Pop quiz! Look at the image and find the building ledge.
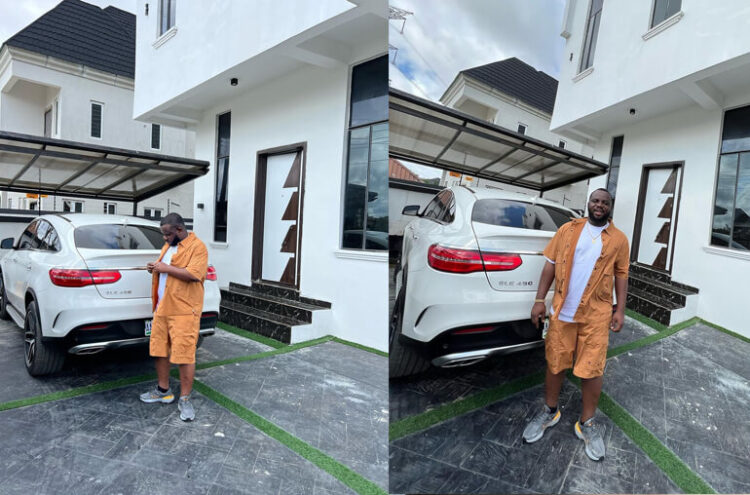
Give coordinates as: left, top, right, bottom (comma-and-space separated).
209, 241, 230, 249
643, 11, 684, 41
153, 27, 178, 50
572, 66, 594, 83
702, 245, 750, 261
334, 249, 388, 262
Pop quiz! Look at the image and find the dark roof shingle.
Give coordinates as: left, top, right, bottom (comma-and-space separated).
460, 57, 558, 114
4, 0, 135, 79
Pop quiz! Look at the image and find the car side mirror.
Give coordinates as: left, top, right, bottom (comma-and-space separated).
402, 205, 420, 217
0, 237, 14, 249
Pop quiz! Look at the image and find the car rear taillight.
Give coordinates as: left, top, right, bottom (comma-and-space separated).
428, 245, 522, 273
480, 252, 523, 272
206, 265, 217, 281
49, 269, 122, 287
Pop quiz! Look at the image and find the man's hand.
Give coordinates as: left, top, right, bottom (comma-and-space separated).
150, 261, 170, 275
531, 301, 546, 328
610, 308, 624, 332
146, 262, 156, 274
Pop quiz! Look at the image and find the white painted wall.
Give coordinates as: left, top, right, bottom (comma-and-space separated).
191, 62, 387, 351
0, 51, 195, 219
554, 0, 750, 130
133, 0, 354, 117
586, 103, 750, 337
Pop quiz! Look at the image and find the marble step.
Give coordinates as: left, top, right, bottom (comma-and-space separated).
228, 281, 331, 309
219, 300, 310, 344
221, 286, 323, 323
628, 274, 693, 307
629, 263, 672, 284
626, 287, 683, 326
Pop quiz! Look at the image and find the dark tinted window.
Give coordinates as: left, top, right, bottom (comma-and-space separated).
151, 124, 161, 149
91, 103, 102, 138
214, 111, 231, 242
651, 0, 681, 28
350, 56, 388, 127
34, 220, 60, 251
423, 190, 454, 223
472, 199, 573, 232
18, 220, 39, 249
75, 224, 163, 250
721, 105, 750, 154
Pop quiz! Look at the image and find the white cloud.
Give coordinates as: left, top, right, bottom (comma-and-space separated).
389, 0, 566, 101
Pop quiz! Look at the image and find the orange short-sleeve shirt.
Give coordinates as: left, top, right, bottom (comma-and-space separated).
543, 218, 630, 324
151, 232, 208, 316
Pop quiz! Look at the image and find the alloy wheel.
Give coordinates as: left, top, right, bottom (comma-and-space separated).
24, 316, 37, 367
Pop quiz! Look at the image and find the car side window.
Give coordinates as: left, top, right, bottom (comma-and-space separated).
37, 221, 61, 251
421, 194, 443, 220
34, 220, 51, 250
17, 220, 39, 250
439, 192, 455, 223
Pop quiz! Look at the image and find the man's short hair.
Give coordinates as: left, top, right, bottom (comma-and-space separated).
160, 212, 185, 228
590, 188, 613, 202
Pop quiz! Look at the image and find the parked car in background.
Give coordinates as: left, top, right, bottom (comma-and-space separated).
0, 214, 220, 376
390, 186, 579, 377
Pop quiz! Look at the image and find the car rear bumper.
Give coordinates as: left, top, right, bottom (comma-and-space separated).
399, 317, 545, 367
68, 327, 216, 355
44, 312, 219, 354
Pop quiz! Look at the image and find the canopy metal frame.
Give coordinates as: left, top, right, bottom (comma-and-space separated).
0, 131, 210, 212
389, 88, 609, 192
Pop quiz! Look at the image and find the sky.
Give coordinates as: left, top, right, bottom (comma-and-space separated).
389, 0, 567, 179
0, 0, 136, 45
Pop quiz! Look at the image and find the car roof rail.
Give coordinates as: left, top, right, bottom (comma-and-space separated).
460, 185, 476, 194
53, 213, 73, 223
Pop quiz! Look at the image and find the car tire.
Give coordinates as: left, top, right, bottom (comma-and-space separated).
389, 272, 431, 379
24, 300, 65, 376
0, 273, 9, 321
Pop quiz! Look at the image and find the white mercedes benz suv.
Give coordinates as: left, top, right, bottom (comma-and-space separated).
0, 214, 220, 376
391, 186, 579, 378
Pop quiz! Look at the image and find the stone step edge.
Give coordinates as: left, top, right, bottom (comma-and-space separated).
628, 272, 696, 297
221, 286, 323, 312
227, 281, 332, 309
627, 286, 683, 311
220, 300, 310, 328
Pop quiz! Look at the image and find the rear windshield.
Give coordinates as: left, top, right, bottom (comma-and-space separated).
74, 224, 163, 250
472, 199, 574, 232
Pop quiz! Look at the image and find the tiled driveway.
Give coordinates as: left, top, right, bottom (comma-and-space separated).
0, 319, 388, 494
390, 317, 750, 494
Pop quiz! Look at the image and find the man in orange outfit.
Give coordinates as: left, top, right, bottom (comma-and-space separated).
139, 213, 208, 421
522, 188, 629, 461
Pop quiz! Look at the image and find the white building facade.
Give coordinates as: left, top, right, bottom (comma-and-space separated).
133, 0, 388, 350
440, 60, 595, 211
552, 0, 750, 336
0, 2, 194, 219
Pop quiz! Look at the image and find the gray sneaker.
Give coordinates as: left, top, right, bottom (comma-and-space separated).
575, 417, 605, 461
178, 395, 195, 421
522, 404, 561, 443
139, 386, 175, 404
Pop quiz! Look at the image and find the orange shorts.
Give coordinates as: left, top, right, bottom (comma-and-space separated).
545, 317, 609, 379
149, 314, 200, 364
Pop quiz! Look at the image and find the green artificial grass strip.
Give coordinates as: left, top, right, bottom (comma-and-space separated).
195, 336, 333, 371
216, 322, 287, 349
566, 375, 714, 494
0, 372, 155, 412
607, 317, 698, 359
192, 380, 386, 495
699, 318, 750, 344
331, 337, 388, 357
390, 370, 545, 441
625, 309, 668, 332
0, 336, 334, 413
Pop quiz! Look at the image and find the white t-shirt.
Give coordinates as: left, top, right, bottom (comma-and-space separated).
156, 245, 177, 310
548, 221, 608, 322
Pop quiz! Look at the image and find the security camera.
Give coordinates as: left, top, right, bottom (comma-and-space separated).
230, 78, 238, 86
629, 108, 636, 115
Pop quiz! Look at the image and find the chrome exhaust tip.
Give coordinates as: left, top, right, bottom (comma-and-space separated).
436, 355, 488, 368
69, 346, 106, 355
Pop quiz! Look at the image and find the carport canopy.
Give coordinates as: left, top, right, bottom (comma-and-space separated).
389, 88, 609, 192
0, 131, 209, 203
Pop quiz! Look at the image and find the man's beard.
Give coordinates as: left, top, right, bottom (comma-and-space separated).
588, 208, 609, 226
169, 236, 180, 246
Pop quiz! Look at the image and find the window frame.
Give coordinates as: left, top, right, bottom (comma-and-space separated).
650, 0, 681, 29
63, 199, 84, 213
341, 55, 388, 251
90, 101, 103, 139
150, 123, 161, 150
103, 202, 117, 215
43, 106, 53, 138
158, 0, 176, 36
213, 111, 231, 243
144, 207, 163, 220
517, 123, 527, 135
558, 139, 566, 149
579, 0, 603, 73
